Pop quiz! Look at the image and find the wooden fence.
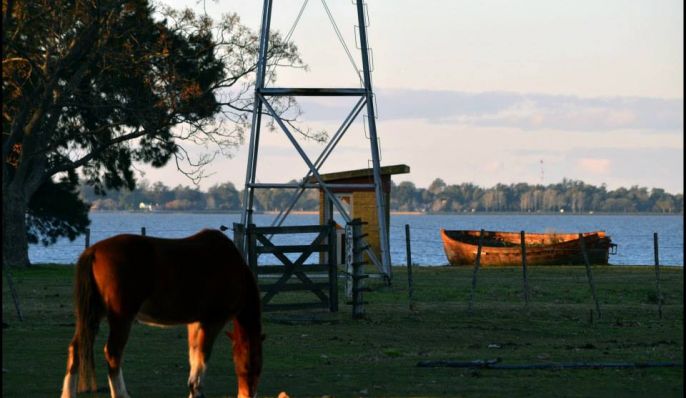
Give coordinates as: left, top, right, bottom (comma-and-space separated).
234, 222, 339, 312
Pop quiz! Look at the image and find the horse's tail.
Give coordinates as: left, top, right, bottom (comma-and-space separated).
74, 249, 102, 392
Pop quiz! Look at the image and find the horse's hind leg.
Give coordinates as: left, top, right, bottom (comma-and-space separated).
187, 321, 225, 398
104, 315, 133, 398
60, 336, 79, 398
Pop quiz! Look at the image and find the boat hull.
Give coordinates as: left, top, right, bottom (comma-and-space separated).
440, 229, 612, 266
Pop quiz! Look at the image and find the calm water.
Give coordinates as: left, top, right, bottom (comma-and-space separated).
29, 212, 683, 266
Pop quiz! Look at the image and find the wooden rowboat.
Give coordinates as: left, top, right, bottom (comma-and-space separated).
440, 229, 616, 266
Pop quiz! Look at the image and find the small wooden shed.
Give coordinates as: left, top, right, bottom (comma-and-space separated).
312, 164, 410, 264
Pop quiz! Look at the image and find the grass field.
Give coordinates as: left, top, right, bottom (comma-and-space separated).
2, 264, 683, 397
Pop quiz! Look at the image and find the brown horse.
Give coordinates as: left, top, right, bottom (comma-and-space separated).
60, 229, 263, 398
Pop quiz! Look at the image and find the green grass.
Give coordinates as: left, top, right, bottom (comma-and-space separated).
2, 264, 683, 397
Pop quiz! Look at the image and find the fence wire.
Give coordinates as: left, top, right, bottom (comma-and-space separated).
28, 220, 684, 267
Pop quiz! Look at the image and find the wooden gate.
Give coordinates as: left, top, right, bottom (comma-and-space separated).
234, 222, 339, 312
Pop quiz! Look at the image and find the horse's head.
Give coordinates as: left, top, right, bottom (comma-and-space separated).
227, 323, 264, 398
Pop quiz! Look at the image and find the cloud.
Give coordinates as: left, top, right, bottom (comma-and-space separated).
482, 160, 506, 173
577, 158, 611, 174
297, 89, 683, 132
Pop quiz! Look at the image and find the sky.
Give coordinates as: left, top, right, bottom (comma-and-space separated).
145, 0, 684, 194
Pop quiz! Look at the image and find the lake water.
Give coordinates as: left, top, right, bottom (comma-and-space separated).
29, 212, 683, 267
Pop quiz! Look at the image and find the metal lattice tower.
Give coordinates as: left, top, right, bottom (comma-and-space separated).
239, 0, 391, 279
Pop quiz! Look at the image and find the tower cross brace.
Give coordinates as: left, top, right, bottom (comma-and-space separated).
239, 0, 392, 279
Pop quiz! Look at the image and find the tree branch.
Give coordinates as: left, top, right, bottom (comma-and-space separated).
46, 128, 149, 176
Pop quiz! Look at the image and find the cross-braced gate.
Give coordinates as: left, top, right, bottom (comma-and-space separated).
235, 222, 339, 312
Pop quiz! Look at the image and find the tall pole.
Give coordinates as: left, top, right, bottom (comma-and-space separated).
468, 229, 485, 314
653, 232, 663, 319
405, 224, 415, 310
520, 231, 530, 308
579, 234, 601, 319
355, 0, 391, 278
240, 0, 273, 252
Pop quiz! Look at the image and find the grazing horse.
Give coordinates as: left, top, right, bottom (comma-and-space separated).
60, 229, 263, 398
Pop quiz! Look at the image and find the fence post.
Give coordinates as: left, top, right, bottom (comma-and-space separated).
328, 221, 339, 312
654, 232, 663, 319
579, 233, 601, 319
520, 231, 530, 308
405, 224, 415, 311
351, 219, 367, 319
345, 223, 354, 299
141, 227, 146, 236
85, 228, 91, 249
233, 223, 247, 263
247, 224, 258, 276
468, 229, 485, 314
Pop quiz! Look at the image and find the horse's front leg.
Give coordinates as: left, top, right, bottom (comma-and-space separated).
229, 318, 263, 398
104, 315, 133, 398
187, 321, 224, 398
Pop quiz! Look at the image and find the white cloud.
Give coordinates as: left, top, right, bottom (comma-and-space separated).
577, 158, 611, 174
482, 161, 506, 173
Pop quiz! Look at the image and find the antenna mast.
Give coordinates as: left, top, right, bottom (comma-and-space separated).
239, 0, 392, 279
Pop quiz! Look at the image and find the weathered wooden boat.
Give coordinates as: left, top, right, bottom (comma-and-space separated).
440, 229, 616, 266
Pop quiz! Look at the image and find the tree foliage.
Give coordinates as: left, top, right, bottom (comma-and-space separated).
27, 175, 90, 246
2, 0, 303, 265
81, 178, 682, 214
391, 178, 683, 214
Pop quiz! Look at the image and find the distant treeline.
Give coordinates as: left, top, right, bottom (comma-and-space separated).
81, 178, 683, 214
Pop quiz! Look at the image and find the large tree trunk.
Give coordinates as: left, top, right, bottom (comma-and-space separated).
2, 181, 30, 267
2, 140, 45, 268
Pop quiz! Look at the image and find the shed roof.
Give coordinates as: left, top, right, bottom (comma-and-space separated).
308, 164, 410, 182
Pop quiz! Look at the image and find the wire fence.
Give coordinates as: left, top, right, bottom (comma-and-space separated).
8, 223, 684, 327
387, 223, 684, 267
29, 222, 684, 268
